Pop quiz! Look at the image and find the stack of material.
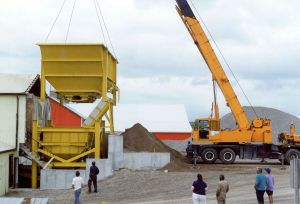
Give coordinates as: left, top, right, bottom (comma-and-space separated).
123, 123, 190, 171
221, 106, 300, 144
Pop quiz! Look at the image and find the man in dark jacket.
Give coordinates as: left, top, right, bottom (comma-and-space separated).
88, 161, 99, 193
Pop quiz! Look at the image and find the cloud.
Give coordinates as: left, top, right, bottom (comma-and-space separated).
118, 75, 217, 119
0, 0, 299, 119
118, 75, 300, 120
191, 0, 300, 81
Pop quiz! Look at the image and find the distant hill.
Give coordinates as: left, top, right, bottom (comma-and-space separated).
221, 106, 300, 144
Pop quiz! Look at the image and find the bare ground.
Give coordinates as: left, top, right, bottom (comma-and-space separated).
6, 162, 293, 204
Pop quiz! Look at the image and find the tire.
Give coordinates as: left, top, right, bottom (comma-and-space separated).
219, 148, 236, 164
201, 148, 218, 163
285, 149, 300, 164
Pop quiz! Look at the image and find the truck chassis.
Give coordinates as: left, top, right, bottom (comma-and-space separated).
186, 143, 300, 164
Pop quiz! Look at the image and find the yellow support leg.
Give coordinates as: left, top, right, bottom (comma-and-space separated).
109, 103, 114, 134
40, 68, 46, 101
101, 50, 108, 102
32, 120, 38, 188
95, 121, 101, 159
32, 162, 37, 188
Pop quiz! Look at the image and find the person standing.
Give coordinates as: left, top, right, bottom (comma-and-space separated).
216, 174, 229, 204
191, 174, 208, 204
88, 161, 100, 193
72, 171, 84, 204
264, 168, 275, 204
254, 167, 268, 204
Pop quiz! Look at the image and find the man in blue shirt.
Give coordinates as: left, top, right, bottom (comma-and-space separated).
254, 167, 268, 204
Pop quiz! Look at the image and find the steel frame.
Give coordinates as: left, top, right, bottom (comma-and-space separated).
32, 44, 118, 188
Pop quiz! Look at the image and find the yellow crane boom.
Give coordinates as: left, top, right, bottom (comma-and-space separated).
175, 0, 249, 130
176, 0, 275, 164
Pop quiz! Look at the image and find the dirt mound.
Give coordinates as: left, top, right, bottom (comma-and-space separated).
123, 123, 190, 171
123, 123, 169, 152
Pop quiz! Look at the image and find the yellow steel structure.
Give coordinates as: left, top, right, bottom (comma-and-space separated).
31, 44, 118, 188
279, 124, 300, 145
175, 0, 272, 144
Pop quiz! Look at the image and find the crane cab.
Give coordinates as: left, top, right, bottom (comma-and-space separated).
192, 118, 220, 141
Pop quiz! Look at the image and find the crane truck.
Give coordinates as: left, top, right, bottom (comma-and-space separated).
175, 0, 300, 164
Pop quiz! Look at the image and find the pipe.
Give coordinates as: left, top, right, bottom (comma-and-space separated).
12, 95, 20, 188
16, 95, 19, 151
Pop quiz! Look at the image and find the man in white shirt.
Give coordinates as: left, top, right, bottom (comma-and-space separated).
72, 171, 84, 204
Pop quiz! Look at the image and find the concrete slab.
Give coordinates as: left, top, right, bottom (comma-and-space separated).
108, 135, 171, 170
112, 152, 124, 170
0, 198, 24, 204
108, 135, 123, 153
39, 135, 172, 189
41, 156, 114, 190
108, 135, 124, 170
40, 169, 86, 190
0, 198, 48, 204
123, 152, 170, 170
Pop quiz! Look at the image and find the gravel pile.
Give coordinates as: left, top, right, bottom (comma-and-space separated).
123, 123, 169, 152
122, 123, 190, 171
221, 106, 300, 144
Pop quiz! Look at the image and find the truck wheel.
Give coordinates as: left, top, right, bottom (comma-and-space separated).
219, 148, 236, 164
285, 149, 300, 164
201, 148, 218, 163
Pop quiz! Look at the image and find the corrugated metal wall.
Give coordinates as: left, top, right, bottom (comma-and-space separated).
0, 95, 26, 147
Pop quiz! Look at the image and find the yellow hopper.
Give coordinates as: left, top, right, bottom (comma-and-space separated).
38, 43, 117, 103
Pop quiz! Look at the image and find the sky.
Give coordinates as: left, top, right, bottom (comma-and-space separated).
0, 0, 299, 120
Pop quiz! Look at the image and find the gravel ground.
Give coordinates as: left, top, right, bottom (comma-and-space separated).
6, 162, 293, 204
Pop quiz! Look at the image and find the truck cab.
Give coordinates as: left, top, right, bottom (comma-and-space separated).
192, 118, 220, 142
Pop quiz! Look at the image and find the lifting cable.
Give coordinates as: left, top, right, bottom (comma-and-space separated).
45, 0, 68, 42
93, 0, 108, 46
189, 0, 258, 118
44, 0, 118, 59
65, 0, 77, 42
94, 0, 118, 59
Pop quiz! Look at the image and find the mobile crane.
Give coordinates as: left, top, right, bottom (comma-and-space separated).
175, 0, 300, 164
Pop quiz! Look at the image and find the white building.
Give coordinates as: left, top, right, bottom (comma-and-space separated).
68, 103, 192, 140
0, 74, 39, 195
